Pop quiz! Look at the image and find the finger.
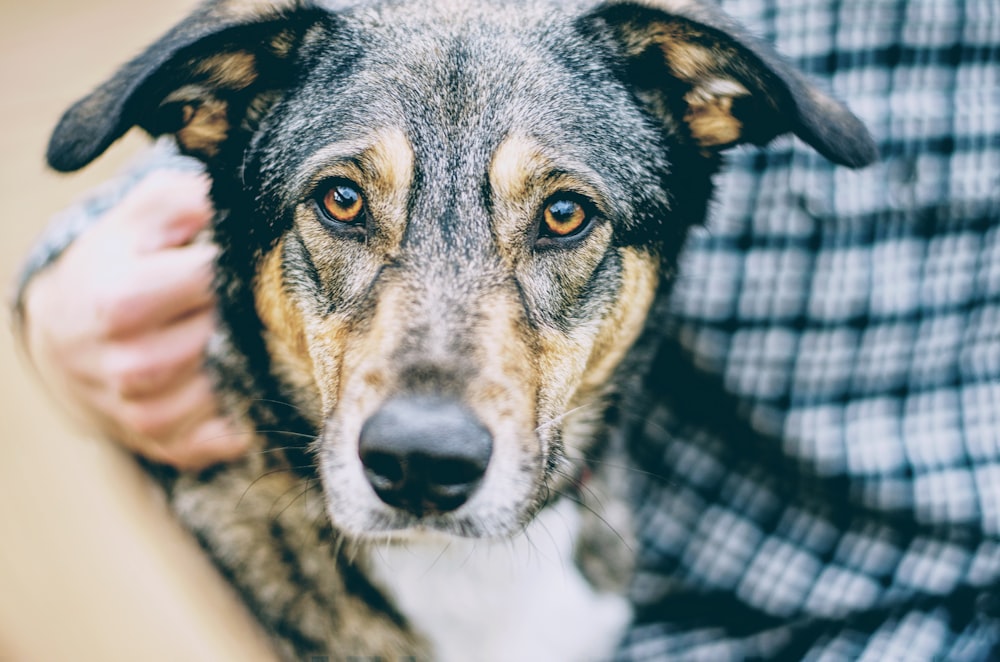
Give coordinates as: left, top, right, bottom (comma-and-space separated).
96, 242, 218, 338
114, 372, 219, 445
156, 417, 255, 471
106, 309, 217, 399
109, 170, 213, 251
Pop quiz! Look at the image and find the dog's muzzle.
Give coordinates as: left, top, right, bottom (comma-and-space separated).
359, 396, 493, 517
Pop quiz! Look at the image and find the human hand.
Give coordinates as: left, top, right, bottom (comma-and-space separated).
21, 170, 253, 470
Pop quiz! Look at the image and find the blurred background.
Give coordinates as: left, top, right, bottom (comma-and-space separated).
0, 0, 275, 659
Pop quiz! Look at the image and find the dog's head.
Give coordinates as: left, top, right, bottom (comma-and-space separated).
49, 0, 875, 540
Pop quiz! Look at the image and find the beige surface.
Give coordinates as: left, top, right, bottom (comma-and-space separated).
0, 1, 276, 660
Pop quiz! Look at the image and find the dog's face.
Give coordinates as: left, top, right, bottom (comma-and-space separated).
251, 3, 677, 539
49, 0, 875, 540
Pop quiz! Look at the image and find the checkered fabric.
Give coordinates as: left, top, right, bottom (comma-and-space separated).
616, 0, 1000, 659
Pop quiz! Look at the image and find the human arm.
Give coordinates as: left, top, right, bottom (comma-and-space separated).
14, 149, 252, 470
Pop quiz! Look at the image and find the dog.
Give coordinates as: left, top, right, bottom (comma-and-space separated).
46, 0, 876, 659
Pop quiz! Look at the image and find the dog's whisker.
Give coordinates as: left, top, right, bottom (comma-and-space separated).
179, 426, 317, 454
310, 509, 332, 542
235, 465, 317, 510
248, 446, 310, 457
269, 480, 315, 523
457, 539, 481, 572
550, 466, 610, 514
419, 539, 453, 578
518, 524, 537, 567
528, 513, 567, 575
290, 480, 323, 548
562, 454, 676, 485
329, 529, 353, 570
255, 429, 318, 441
250, 398, 309, 414
345, 537, 365, 567
535, 400, 603, 433
551, 489, 633, 555
236, 467, 291, 510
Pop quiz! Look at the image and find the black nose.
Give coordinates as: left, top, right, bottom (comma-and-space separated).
358, 397, 493, 516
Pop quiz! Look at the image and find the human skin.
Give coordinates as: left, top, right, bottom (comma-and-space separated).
21, 170, 252, 470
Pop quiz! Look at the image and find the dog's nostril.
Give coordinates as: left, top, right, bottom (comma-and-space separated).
358, 396, 493, 516
360, 450, 405, 490
429, 457, 485, 487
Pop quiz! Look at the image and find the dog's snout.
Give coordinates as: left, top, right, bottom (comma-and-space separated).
359, 397, 492, 516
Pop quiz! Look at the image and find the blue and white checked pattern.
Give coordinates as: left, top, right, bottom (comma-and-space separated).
617, 0, 1000, 659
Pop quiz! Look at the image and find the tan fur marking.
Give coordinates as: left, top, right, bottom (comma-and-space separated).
253, 241, 322, 420
276, 130, 414, 418
489, 134, 551, 266
659, 39, 719, 82
655, 35, 750, 148
535, 325, 591, 446
617, 19, 716, 75
195, 51, 259, 90
684, 90, 743, 147
302, 129, 414, 253
305, 316, 352, 416
177, 99, 229, 158
489, 133, 606, 268
270, 29, 298, 58
618, 21, 753, 150
334, 281, 412, 423
533, 249, 659, 435
364, 127, 415, 194
577, 249, 659, 396
361, 128, 415, 251
465, 292, 536, 454
279, 212, 357, 416
490, 134, 549, 202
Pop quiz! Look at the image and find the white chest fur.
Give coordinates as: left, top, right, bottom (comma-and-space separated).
366, 498, 632, 662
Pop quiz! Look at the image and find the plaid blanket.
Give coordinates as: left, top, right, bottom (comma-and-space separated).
13, 0, 1000, 659
616, 0, 1000, 659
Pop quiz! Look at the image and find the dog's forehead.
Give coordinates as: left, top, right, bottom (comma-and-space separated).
264, 0, 663, 206
332, 1, 607, 135
323, 0, 595, 24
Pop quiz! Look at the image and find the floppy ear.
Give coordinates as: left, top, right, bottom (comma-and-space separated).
47, 0, 325, 172
580, 0, 877, 168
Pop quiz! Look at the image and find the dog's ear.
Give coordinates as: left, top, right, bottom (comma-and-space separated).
580, 0, 877, 167
47, 0, 325, 172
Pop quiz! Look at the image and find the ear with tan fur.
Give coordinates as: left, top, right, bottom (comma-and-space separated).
47, 0, 323, 172
581, 0, 877, 168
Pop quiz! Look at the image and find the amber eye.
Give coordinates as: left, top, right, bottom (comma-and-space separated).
319, 181, 365, 225
541, 197, 589, 239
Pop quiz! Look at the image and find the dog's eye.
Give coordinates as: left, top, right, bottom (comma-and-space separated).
539, 196, 592, 243
317, 180, 365, 226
